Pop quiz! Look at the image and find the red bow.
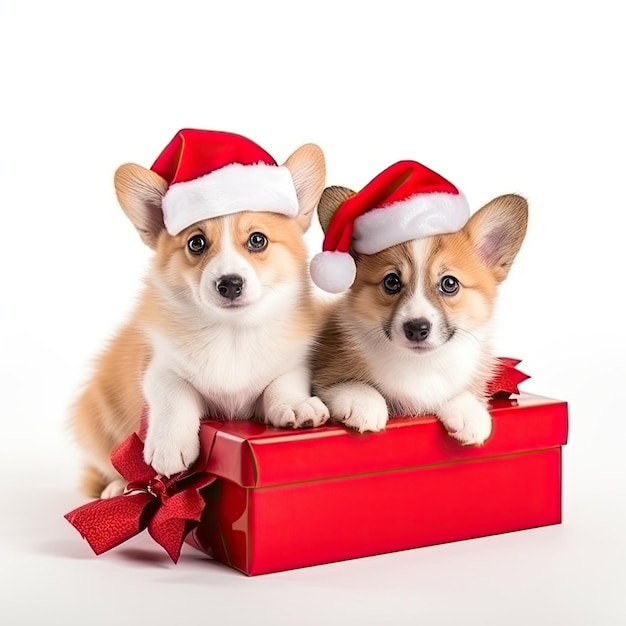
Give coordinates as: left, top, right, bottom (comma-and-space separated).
64, 433, 215, 563
487, 357, 530, 398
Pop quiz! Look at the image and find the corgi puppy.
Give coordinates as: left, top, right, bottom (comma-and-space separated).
70, 131, 329, 498
311, 162, 527, 445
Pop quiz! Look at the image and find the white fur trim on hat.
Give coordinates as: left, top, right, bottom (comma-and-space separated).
353, 192, 470, 255
162, 163, 299, 235
310, 251, 357, 294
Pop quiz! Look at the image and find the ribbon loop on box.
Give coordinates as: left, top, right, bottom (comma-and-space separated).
64, 432, 216, 563
487, 357, 530, 398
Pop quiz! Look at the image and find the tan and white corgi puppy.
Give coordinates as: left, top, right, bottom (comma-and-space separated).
310, 160, 527, 445
70, 129, 329, 498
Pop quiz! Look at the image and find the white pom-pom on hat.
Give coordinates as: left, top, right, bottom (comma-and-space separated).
310, 251, 357, 294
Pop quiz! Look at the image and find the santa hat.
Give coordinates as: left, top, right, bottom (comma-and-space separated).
150, 129, 299, 235
310, 160, 470, 293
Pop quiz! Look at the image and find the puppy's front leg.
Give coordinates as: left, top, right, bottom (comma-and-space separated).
263, 366, 329, 429
319, 381, 389, 433
438, 390, 492, 445
143, 359, 204, 476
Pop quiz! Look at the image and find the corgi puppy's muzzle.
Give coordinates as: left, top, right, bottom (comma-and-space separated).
312, 188, 528, 445
196, 227, 264, 311
69, 140, 330, 499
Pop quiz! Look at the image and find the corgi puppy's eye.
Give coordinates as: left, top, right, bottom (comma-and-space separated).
247, 232, 268, 252
439, 275, 460, 296
383, 272, 402, 294
187, 234, 207, 255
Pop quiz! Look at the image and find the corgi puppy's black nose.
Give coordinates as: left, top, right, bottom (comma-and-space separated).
403, 318, 431, 342
216, 274, 244, 300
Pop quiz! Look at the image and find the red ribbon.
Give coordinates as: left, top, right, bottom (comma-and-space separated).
64, 433, 216, 563
487, 357, 530, 398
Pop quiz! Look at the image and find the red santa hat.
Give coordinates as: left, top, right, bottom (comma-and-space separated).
151, 129, 299, 235
310, 160, 470, 293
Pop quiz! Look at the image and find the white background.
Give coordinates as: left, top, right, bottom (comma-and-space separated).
1, 1, 624, 624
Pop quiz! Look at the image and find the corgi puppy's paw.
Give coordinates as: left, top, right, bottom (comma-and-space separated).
142, 363, 205, 476
438, 392, 492, 446
100, 479, 127, 499
143, 426, 200, 477
262, 366, 330, 429
265, 396, 330, 429
324, 382, 389, 433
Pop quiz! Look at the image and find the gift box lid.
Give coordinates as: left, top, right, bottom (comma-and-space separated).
197, 393, 568, 488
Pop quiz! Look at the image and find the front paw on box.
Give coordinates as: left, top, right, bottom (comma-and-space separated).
265, 397, 330, 429
144, 436, 200, 477
441, 411, 492, 446
330, 396, 389, 434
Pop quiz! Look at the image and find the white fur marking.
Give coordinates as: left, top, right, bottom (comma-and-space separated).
391, 240, 443, 349
199, 216, 263, 310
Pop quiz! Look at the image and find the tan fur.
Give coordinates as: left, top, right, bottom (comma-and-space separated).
317, 186, 355, 232
72, 322, 150, 497
70, 143, 326, 497
313, 242, 416, 390
284, 144, 327, 232
114, 164, 169, 249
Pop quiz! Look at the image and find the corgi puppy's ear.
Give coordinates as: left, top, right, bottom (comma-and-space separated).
467, 193, 528, 282
283, 144, 326, 231
114, 164, 169, 249
317, 186, 355, 234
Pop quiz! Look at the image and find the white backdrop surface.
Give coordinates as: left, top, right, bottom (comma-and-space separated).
1, 1, 624, 624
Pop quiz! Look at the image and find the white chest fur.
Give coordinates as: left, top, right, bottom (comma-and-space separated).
149, 322, 308, 419
360, 334, 488, 415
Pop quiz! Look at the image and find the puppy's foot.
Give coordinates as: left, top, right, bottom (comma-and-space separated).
439, 396, 492, 445
265, 396, 330, 429
327, 387, 389, 433
144, 430, 200, 477
100, 479, 126, 499
80, 464, 113, 499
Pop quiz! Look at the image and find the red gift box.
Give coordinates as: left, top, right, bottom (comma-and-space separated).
186, 392, 568, 575
65, 359, 568, 573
